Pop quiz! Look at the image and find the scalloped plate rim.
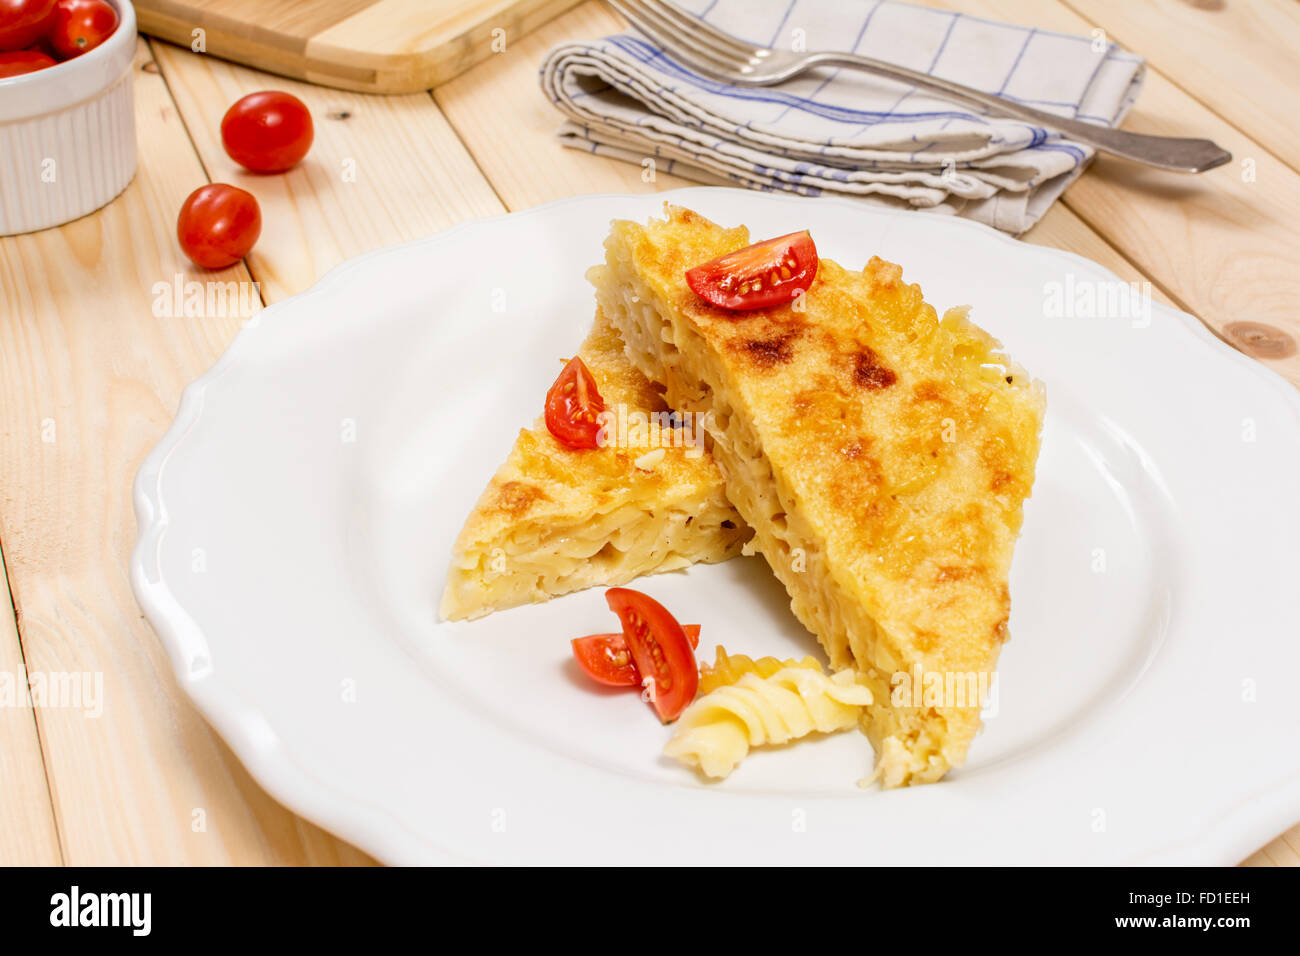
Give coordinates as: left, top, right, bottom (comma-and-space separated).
130, 187, 1300, 866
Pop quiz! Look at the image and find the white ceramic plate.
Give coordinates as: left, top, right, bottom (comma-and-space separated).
132, 188, 1300, 865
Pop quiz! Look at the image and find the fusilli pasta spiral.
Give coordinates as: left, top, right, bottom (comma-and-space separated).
697, 645, 820, 695
665, 665, 872, 778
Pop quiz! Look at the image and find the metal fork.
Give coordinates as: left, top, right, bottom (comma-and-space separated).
607, 0, 1230, 173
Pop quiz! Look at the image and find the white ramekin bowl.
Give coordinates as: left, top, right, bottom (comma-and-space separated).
0, 0, 137, 235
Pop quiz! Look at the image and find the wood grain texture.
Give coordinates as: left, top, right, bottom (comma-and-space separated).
0, 1, 1295, 867
439, 0, 1272, 372
135, 0, 585, 93
1242, 822, 1300, 867
436, 0, 718, 204
0, 38, 373, 864
912, 0, 1300, 386
151, 40, 506, 300
968, 0, 1300, 867
1062, 0, 1300, 175
0, 552, 63, 865
436, 2, 1166, 300
437, 0, 1298, 865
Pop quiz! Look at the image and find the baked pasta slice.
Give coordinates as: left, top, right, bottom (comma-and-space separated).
591, 206, 1045, 786
440, 309, 749, 621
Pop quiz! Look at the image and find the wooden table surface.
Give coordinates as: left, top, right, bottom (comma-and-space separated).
2, 0, 1297, 866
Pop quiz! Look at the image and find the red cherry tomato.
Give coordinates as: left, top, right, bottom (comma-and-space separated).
544, 356, 606, 450
605, 588, 698, 722
572, 625, 702, 688
686, 230, 819, 311
176, 184, 261, 270
0, 0, 56, 52
221, 91, 314, 173
49, 0, 116, 60
0, 47, 53, 75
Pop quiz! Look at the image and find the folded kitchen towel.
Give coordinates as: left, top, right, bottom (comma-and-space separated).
539, 0, 1145, 234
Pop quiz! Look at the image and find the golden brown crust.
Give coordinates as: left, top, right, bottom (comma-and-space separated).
441, 308, 749, 620
593, 205, 1046, 783
452, 310, 734, 544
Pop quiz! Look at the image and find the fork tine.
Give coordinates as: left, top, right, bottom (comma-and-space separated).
607, 0, 695, 59
606, 0, 672, 48
608, 0, 752, 77
641, 0, 764, 59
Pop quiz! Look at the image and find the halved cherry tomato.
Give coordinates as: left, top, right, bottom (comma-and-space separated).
605, 588, 698, 722
545, 356, 606, 450
0, 47, 53, 75
176, 184, 261, 270
0, 0, 57, 53
221, 91, 315, 173
49, 0, 116, 60
572, 625, 701, 688
685, 230, 818, 311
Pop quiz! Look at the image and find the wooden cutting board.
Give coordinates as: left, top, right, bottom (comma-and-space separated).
134, 0, 585, 94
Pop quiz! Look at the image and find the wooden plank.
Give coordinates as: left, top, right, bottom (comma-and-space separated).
135, 0, 586, 94
896, 0, 1300, 381
0, 37, 376, 864
134, 42, 507, 865
309, 0, 584, 92
5, 0, 1289, 867
435, 2, 1220, 320
434, 0, 700, 205
151, 39, 506, 300
1063, 0, 1300, 174
0, 549, 62, 865
135, 0, 381, 88
439, 0, 1298, 865
930, 0, 1300, 869
935, 0, 1300, 872
143, 0, 381, 50
1242, 822, 1300, 867
436, 1, 1169, 298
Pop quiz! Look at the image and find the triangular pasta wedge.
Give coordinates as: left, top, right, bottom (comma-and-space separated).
441, 309, 750, 621
591, 206, 1045, 786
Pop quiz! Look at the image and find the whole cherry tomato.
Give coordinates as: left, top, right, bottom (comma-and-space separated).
0, 47, 54, 75
220, 91, 314, 173
0, 0, 56, 52
49, 0, 116, 60
176, 184, 262, 270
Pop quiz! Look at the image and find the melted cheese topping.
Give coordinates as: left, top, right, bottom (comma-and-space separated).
592, 205, 1045, 785
441, 309, 749, 621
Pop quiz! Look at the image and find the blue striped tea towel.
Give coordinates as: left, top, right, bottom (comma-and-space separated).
539, 0, 1145, 234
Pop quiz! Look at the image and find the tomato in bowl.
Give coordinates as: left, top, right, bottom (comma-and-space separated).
0, 0, 134, 235
0, 0, 59, 53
